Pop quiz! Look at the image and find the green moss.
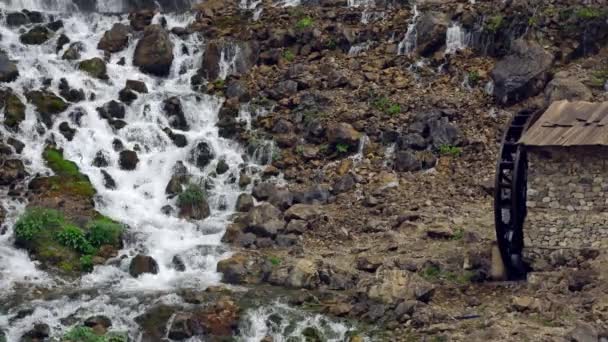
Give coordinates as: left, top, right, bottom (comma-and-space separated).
177, 184, 206, 207
335, 143, 349, 154
43, 147, 81, 178
283, 49, 295, 62
575, 7, 605, 20
86, 218, 123, 248
62, 326, 104, 342
78, 58, 108, 80
4, 93, 26, 129
296, 17, 314, 30
485, 15, 504, 33
80, 255, 94, 272
372, 96, 401, 116
438, 144, 462, 157
467, 71, 481, 86
268, 256, 282, 266
43, 147, 96, 198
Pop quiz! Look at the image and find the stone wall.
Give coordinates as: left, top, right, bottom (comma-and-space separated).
524, 146, 608, 252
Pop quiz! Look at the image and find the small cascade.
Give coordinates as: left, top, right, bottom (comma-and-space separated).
218, 44, 242, 80
348, 42, 371, 56
274, 0, 301, 7
239, 0, 264, 20
445, 23, 469, 54
0, 0, 197, 13
397, 4, 419, 55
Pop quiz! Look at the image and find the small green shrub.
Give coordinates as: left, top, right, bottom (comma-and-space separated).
335, 143, 350, 154
56, 225, 95, 254
451, 228, 465, 241
296, 17, 314, 30
439, 144, 462, 157
80, 255, 94, 272
467, 71, 480, 86
527, 16, 539, 26
295, 145, 304, 155
177, 185, 205, 207
325, 39, 337, 50
62, 326, 104, 342
421, 265, 441, 281
372, 96, 401, 115
212, 79, 225, 88
268, 256, 281, 266
86, 218, 122, 247
14, 208, 65, 241
282, 50, 295, 62
575, 7, 604, 19
386, 104, 401, 116
485, 15, 504, 33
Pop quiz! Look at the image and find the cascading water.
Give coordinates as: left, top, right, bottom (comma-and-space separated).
0, 0, 198, 13
445, 23, 469, 54
397, 4, 419, 55
0, 5, 358, 341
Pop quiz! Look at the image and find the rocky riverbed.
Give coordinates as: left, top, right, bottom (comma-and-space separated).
1, 0, 608, 341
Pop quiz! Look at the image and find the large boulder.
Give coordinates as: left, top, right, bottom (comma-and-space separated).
20, 25, 52, 45
177, 185, 211, 220
244, 203, 284, 237
129, 254, 159, 277
0, 51, 19, 83
188, 141, 214, 170
326, 123, 362, 151
491, 39, 554, 105
0, 159, 26, 186
79, 58, 109, 80
366, 270, 435, 304
119, 150, 139, 170
1, 90, 25, 131
6, 12, 29, 27
98, 23, 131, 53
133, 25, 174, 77
199, 38, 259, 81
25, 90, 69, 127
415, 11, 450, 57
544, 71, 592, 106
163, 96, 189, 130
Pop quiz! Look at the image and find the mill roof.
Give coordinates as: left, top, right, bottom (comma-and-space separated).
519, 100, 608, 147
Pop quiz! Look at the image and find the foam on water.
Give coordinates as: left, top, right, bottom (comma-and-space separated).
397, 4, 419, 55
445, 23, 469, 54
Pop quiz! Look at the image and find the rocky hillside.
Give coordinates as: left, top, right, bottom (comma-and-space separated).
1, 0, 608, 340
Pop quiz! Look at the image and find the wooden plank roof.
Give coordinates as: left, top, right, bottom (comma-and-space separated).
519, 100, 608, 147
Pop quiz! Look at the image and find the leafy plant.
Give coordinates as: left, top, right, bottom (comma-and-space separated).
56, 225, 95, 255
372, 96, 401, 115
575, 7, 605, 20
177, 185, 205, 207
295, 145, 304, 155
451, 228, 465, 241
467, 71, 481, 86
282, 50, 295, 62
62, 326, 104, 342
439, 144, 462, 157
325, 39, 337, 50
528, 16, 539, 26
80, 255, 94, 272
485, 15, 504, 33
86, 218, 122, 247
212, 79, 225, 88
335, 143, 350, 154
589, 68, 608, 88
296, 17, 314, 30
386, 104, 401, 116
268, 256, 282, 266
14, 208, 65, 241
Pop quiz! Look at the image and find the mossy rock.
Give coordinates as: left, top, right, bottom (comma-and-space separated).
61, 326, 129, 342
26, 90, 68, 127
135, 305, 177, 341
20, 25, 52, 45
79, 58, 109, 80
41, 147, 96, 198
302, 327, 325, 342
3, 92, 25, 130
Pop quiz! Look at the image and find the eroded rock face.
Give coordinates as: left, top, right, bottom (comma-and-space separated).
491, 39, 554, 105
133, 25, 174, 77
544, 71, 592, 105
199, 38, 259, 81
415, 11, 449, 57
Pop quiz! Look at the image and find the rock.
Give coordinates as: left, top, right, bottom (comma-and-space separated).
97, 100, 125, 119
129, 10, 155, 31
268, 189, 293, 210
93, 151, 110, 167
491, 39, 554, 105
415, 11, 449, 57
172, 255, 186, 272
98, 23, 131, 53
25, 90, 68, 127
276, 234, 297, 247
119, 88, 138, 104
163, 128, 188, 147
236, 193, 254, 212
59, 78, 85, 103
511, 296, 542, 312
6, 12, 29, 27
79, 57, 108, 80
7, 138, 25, 154
163, 96, 189, 130
59, 122, 76, 141
24, 10, 43, 23
126, 79, 149, 93
217, 254, 249, 284
544, 72, 592, 106
268, 80, 298, 100
21, 323, 50, 341
356, 256, 383, 273
101, 170, 116, 189
165, 161, 189, 197
200, 39, 259, 81
2, 91, 25, 130
56, 34, 70, 52
0, 51, 19, 83
188, 141, 214, 170
215, 159, 229, 174
327, 123, 362, 151
119, 150, 139, 170
244, 203, 284, 237
285, 219, 308, 234
284, 204, 321, 221
46, 20, 64, 32
332, 174, 355, 194
367, 270, 434, 304
84, 315, 112, 332
20, 26, 52, 45
133, 25, 174, 77
568, 322, 599, 342
167, 312, 194, 340
252, 182, 276, 201
177, 186, 210, 220
135, 305, 175, 341
225, 79, 250, 102
394, 150, 422, 172
287, 259, 319, 289
0, 159, 26, 186
62, 42, 84, 60
129, 254, 159, 277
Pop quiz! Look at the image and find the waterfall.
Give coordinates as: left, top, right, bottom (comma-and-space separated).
445, 23, 469, 54
0, 0, 198, 13
397, 4, 419, 55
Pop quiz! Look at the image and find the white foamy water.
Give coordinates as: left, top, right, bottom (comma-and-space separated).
445, 23, 469, 54
397, 4, 419, 55
0, 0, 198, 13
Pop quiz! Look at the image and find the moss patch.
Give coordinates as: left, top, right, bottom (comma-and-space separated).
42, 147, 96, 198
62, 326, 129, 342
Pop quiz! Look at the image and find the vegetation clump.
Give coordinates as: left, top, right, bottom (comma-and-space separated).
438, 144, 462, 157
177, 184, 206, 207
42, 147, 96, 198
485, 15, 504, 33
62, 326, 128, 342
296, 17, 314, 30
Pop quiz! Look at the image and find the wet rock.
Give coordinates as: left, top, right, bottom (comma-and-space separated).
135, 305, 175, 341
165, 161, 189, 197
252, 182, 276, 201
244, 203, 284, 237
0, 50, 19, 83
109, 119, 127, 130
133, 25, 174, 77
20, 323, 49, 341
112, 139, 124, 151
79, 57, 109, 80
6, 12, 29, 27
56, 34, 70, 52
101, 170, 116, 189
327, 122, 361, 151
24, 10, 43, 23
119, 88, 138, 104
236, 193, 254, 212
215, 159, 229, 174
92, 150, 110, 168
199, 38, 259, 81
62, 42, 85, 60
284, 204, 322, 222
7, 138, 25, 154
25, 90, 68, 127
59, 78, 85, 103
20, 25, 52, 45
188, 141, 214, 170
97, 100, 126, 119
0, 159, 26, 186
129, 254, 159, 277
129, 10, 155, 31
59, 122, 76, 141
414, 11, 449, 57
46, 20, 64, 32
491, 39, 554, 105
168, 312, 194, 340
126, 79, 149, 93
2, 91, 25, 130
98, 23, 131, 53
119, 150, 139, 170
544, 71, 592, 105
177, 186, 211, 220
172, 255, 186, 272
163, 96, 189, 130
84, 315, 112, 333
163, 128, 188, 148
